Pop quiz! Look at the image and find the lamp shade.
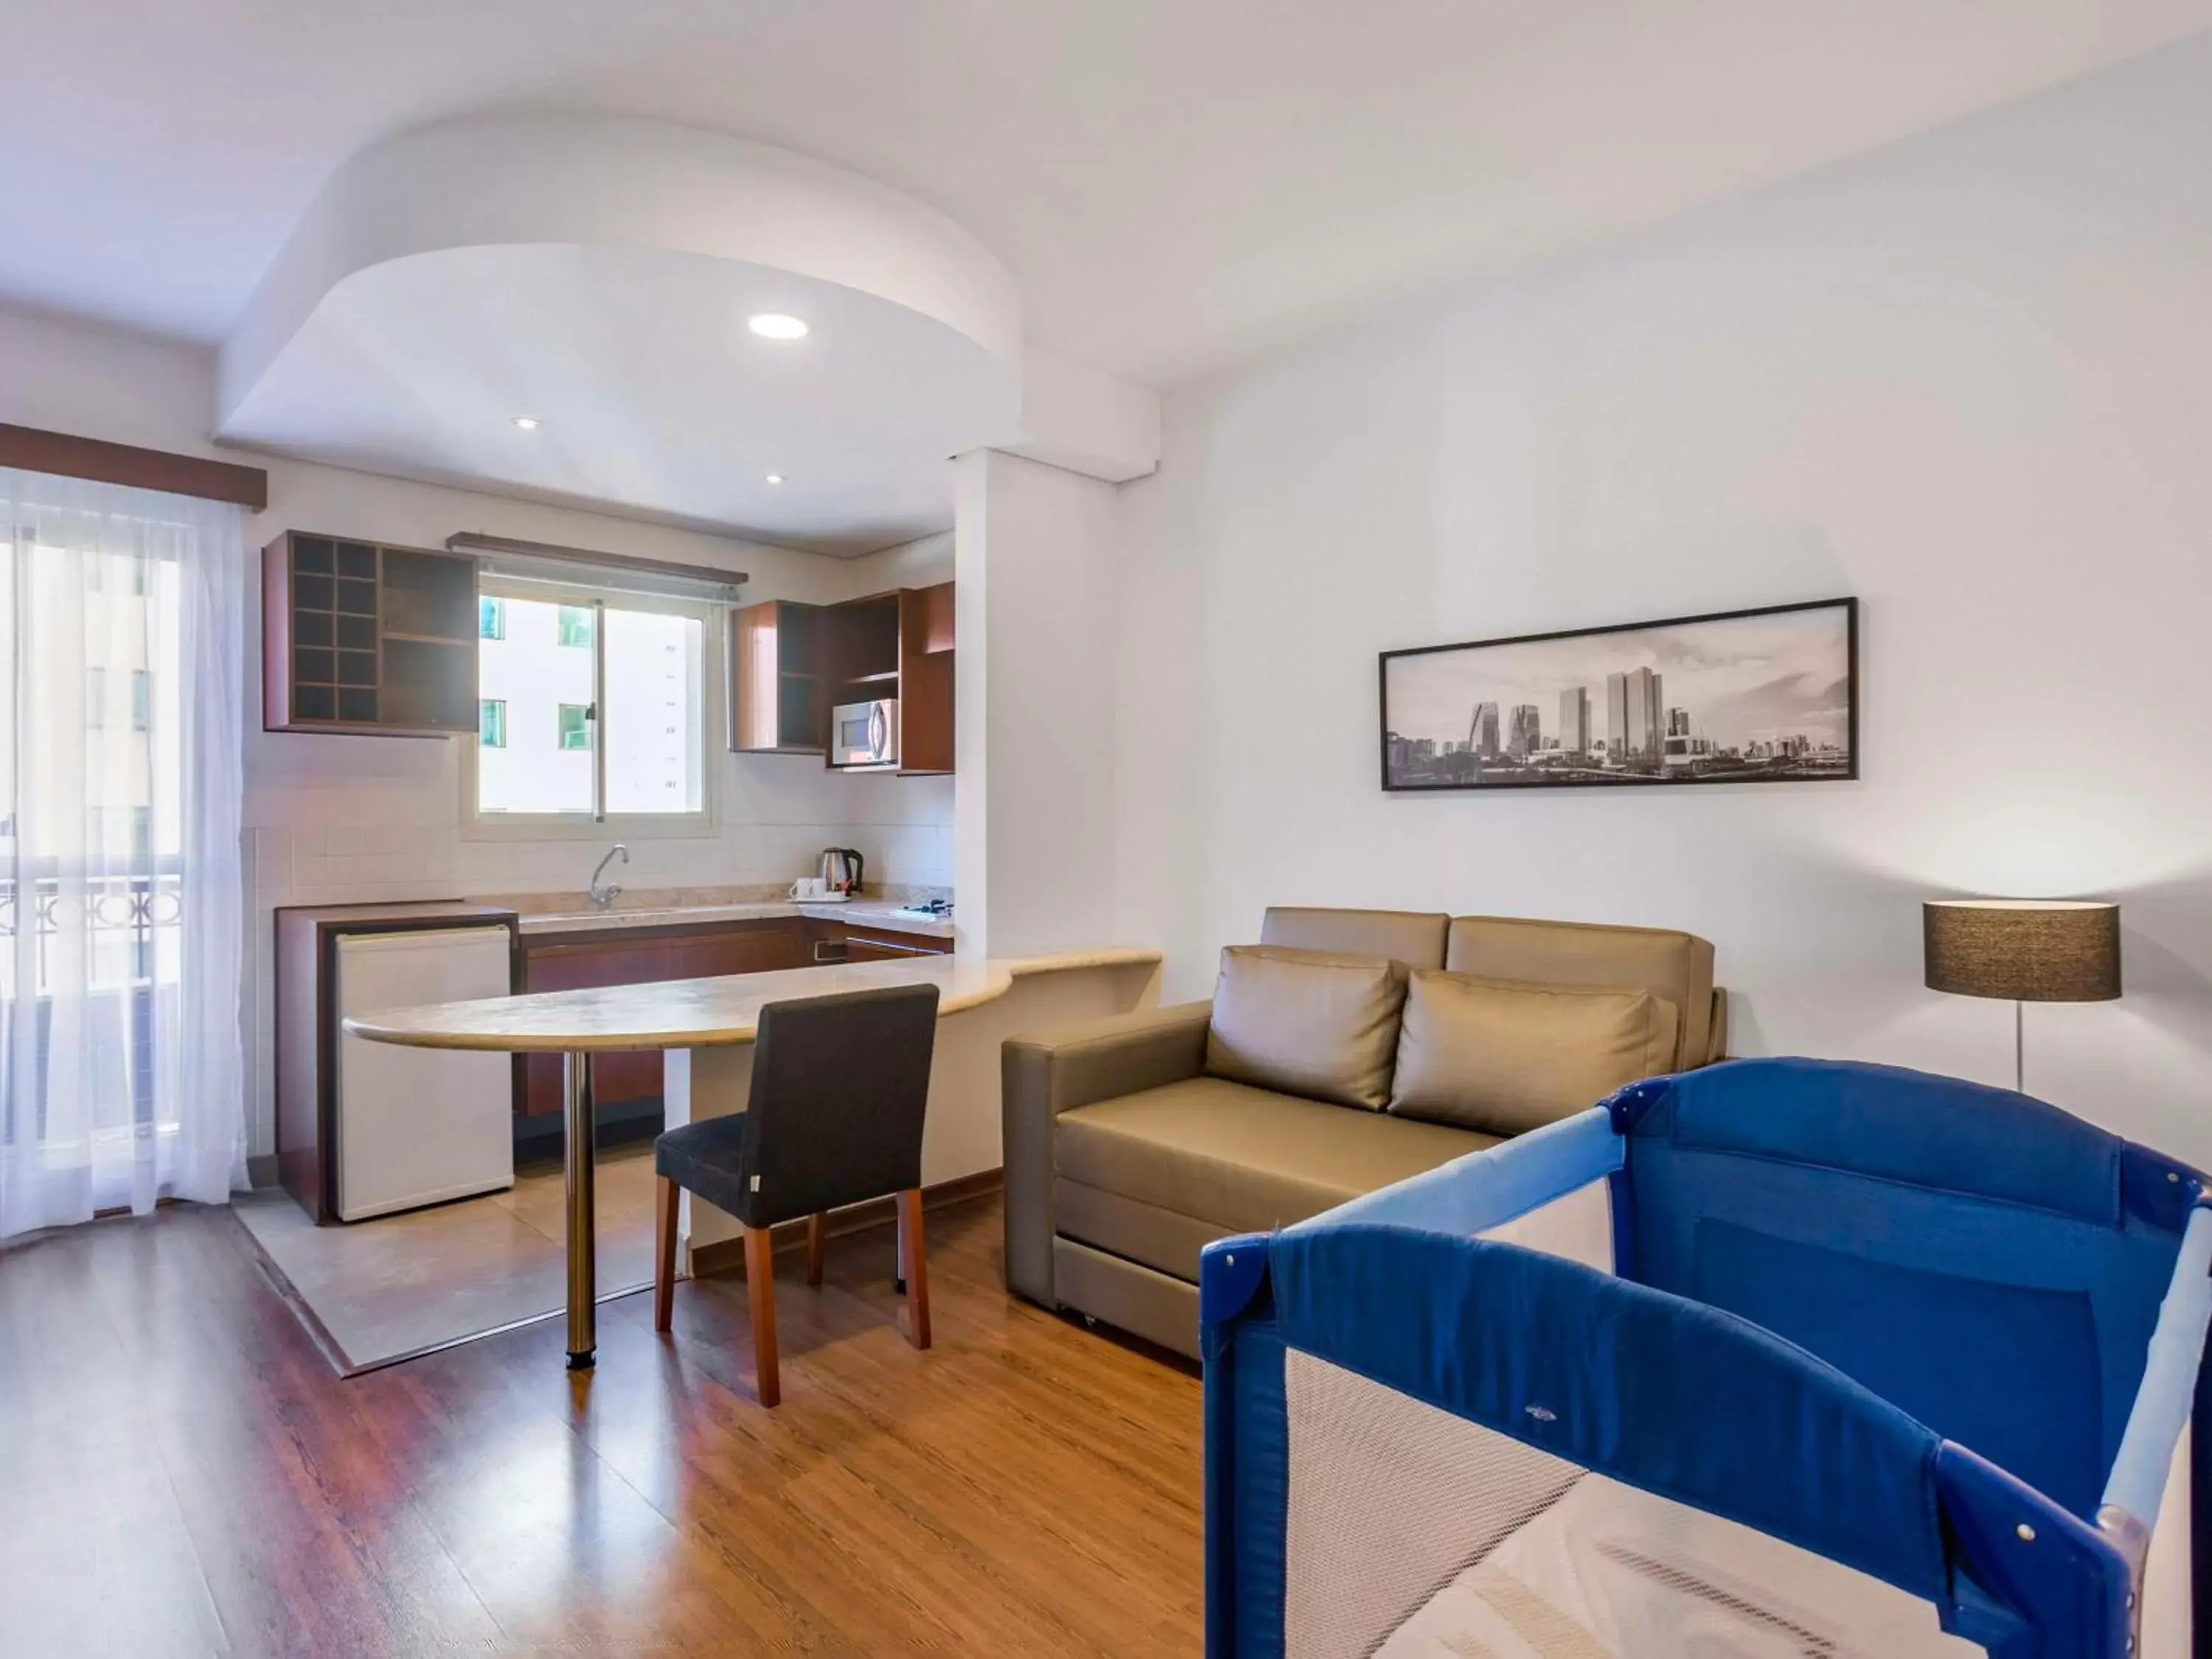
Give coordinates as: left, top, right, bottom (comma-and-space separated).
1923, 900, 2121, 1003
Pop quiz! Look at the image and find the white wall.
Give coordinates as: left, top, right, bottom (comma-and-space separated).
1116, 35, 2212, 1165
0, 305, 953, 1159
953, 449, 1122, 957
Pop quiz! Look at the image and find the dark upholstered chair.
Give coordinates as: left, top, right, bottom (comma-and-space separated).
652, 983, 941, 1406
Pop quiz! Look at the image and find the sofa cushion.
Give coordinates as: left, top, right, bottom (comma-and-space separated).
1055, 1076, 1495, 1250
1260, 907, 1450, 970
1205, 945, 1409, 1110
1388, 970, 1679, 1135
1445, 914, 1714, 1071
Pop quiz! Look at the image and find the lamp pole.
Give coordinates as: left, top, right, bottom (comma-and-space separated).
2014, 998, 2024, 1096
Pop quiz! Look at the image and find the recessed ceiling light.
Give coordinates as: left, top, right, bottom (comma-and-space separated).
747, 313, 810, 341
765, 473, 786, 485
512, 415, 540, 430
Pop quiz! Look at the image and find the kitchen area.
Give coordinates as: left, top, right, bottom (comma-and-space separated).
236, 526, 975, 1372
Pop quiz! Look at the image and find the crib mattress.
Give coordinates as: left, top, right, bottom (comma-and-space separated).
1374, 1472, 1983, 1659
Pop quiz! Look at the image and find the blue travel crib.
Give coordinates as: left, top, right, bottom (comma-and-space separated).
1200, 1059, 2212, 1659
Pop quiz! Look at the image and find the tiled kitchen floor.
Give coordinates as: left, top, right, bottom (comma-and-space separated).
233, 1140, 661, 1372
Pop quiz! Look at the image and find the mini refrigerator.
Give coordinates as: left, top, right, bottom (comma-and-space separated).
333, 925, 515, 1221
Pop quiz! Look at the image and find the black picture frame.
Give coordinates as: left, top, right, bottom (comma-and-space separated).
1379, 597, 1859, 793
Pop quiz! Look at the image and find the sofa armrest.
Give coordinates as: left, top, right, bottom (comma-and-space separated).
1001, 1000, 1214, 1305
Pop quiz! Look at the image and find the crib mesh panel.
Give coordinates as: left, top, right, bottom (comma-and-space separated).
2143, 1427, 2193, 1658
1475, 1175, 1614, 1273
1283, 1346, 1582, 1657
1279, 1347, 1983, 1658
1281, 1175, 1615, 1655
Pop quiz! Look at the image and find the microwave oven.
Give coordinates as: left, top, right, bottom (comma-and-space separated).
830, 698, 899, 768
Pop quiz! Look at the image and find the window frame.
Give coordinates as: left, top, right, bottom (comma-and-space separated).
461, 574, 723, 842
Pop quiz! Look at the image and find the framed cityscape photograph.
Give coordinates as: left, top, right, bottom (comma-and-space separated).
1380, 597, 1857, 792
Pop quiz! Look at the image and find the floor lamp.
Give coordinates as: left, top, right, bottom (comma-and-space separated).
1922, 898, 2121, 1095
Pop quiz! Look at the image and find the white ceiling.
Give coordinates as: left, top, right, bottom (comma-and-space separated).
214, 115, 1026, 554
10, 1, 2212, 389
223, 240, 1016, 556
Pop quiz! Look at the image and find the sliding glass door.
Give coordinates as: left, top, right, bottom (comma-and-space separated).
0, 470, 246, 1237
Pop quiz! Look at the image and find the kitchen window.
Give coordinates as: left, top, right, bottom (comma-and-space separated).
466, 577, 715, 835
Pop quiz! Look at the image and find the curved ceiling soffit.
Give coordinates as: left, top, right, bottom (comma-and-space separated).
217, 111, 1026, 429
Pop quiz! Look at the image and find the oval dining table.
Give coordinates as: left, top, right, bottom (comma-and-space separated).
342, 948, 1161, 1370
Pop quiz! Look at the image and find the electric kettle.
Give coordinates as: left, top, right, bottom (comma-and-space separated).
819, 847, 864, 896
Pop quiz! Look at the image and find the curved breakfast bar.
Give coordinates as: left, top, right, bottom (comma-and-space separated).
345, 947, 1162, 1369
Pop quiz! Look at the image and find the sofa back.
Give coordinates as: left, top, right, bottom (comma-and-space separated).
1258, 906, 1719, 1072
1259, 907, 1448, 970
1444, 916, 1715, 1071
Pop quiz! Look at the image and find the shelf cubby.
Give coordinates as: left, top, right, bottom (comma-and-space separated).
262, 531, 479, 737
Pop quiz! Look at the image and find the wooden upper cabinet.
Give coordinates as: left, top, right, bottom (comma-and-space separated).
728, 599, 824, 754
263, 532, 479, 736
515, 919, 818, 1116
815, 581, 955, 775
897, 582, 955, 776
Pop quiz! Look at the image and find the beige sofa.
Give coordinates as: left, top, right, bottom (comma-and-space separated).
1002, 907, 1724, 1358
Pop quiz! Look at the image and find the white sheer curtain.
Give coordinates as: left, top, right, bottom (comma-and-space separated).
0, 468, 247, 1237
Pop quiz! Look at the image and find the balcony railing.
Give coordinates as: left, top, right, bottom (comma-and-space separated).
0, 868, 183, 995
0, 869, 183, 1145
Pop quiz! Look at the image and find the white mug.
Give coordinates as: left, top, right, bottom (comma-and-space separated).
790, 877, 825, 900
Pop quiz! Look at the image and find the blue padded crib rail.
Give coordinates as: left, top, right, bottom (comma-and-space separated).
1201, 1058, 2212, 1659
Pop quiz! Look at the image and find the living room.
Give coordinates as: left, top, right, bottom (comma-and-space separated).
4, 6, 2211, 1656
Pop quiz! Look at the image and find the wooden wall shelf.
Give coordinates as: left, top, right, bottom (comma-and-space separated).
264, 532, 479, 737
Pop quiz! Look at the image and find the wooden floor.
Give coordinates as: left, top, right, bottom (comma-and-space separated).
0, 1192, 1204, 1657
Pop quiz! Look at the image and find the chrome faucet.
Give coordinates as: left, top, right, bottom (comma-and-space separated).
588, 843, 630, 911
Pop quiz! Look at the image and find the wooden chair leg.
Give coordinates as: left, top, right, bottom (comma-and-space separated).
653, 1176, 678, 1333
743, 1224, 780, 1408
896, 1188, 931, 1351
805, 1212, 825, 1287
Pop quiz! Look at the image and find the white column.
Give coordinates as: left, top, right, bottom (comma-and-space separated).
951, 450, 1124, 959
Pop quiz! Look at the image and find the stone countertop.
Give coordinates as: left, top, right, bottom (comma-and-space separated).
342, 947, 1162, 1053
490, 894, 955, 941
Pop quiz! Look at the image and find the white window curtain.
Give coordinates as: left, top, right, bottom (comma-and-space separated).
0, 468, 247, 1238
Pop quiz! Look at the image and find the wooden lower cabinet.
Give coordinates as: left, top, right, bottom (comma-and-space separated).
844, 928, 952, 962
515, 915, 953, 1116
517, 919, 816, 1116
